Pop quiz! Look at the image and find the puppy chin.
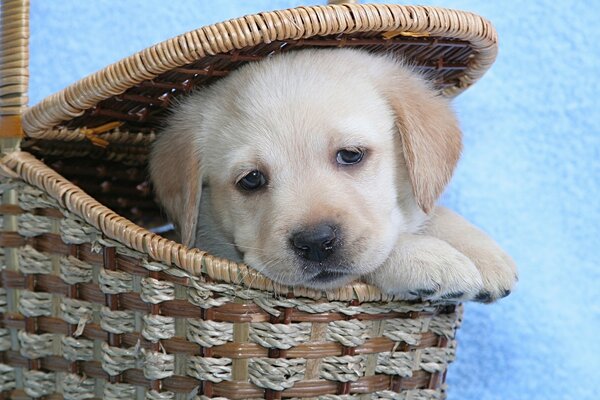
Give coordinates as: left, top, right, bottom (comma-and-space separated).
243, 252, 359, 289
302, 271, 359, 290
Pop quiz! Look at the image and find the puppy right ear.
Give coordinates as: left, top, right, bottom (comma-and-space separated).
378, 64, 462, 214
149, 124, 202, 247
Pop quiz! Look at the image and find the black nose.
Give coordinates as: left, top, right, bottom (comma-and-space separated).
291, 224, 337, 262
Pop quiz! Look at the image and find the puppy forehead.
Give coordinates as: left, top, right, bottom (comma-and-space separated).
224, 113, 392, 167
214, 103, 395, 179
203, 50, 399, 174
226, 83, 394, 147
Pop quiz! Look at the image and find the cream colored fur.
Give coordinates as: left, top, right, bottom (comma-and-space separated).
150, 48, 517, 302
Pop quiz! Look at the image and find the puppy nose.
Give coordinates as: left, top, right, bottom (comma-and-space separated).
292, 224, 337, 262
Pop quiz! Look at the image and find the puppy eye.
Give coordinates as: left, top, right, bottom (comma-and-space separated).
336, 148, 364, 165
238, 170, 267, 191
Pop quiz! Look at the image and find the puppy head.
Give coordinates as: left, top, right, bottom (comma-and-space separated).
150, 49, 461, 288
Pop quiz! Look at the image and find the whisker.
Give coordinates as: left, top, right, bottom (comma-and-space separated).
193, 237, 269, 255
244, 258, 280, 292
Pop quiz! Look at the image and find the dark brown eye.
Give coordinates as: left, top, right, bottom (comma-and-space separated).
238, 170, 267, 191
336, 149, 364, 165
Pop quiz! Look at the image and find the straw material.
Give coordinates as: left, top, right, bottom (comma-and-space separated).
22, 4, 497, 139
18, 3, 498, 226
0, 0, 29, 118
0, 151, 463, 399
1, 150, 393, 302
0, 2, 498, 398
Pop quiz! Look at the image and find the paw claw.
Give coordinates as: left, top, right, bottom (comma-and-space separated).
440, 291, 465, 300
409, 288, 437, 297
474, 291, 493, 303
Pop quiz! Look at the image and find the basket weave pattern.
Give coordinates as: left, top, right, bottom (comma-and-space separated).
18, 3, 497, 228
0, 1, 497, 398
0, 158, 461, 399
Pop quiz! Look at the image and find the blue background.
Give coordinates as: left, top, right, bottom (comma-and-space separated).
28, 1, 599, 399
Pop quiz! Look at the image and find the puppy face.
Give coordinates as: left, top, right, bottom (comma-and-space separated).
203, 74, 404, 288
150, 49, 461, 289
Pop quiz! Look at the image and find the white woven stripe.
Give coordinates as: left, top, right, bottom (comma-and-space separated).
249, 322, 311, 349
60, 255, 93, 284
146, 390, 175, 399
23, 370, 55, 398
248, 358, 305, 390
140, 276, 175, 304
18, 245, 52, 274
18, 290, 52, 317
18, 331, 54, 359
17, 214, 52, 237
187, 319, 233, 347
326, 320, 369, 347
420, 348, 451, 373
142, 348, 175, 380
382, 318, 426, 346
187, 356, 231, 383
62, 336, 94, 361
99, 268, 133, 294
0, 329, 10, 352
321, 355, 366, 382
104, 382, 136, 400
142, 314, 175, 342
59, 214, 99, 244
141, 258, 170, 272
187, 284, 231, 308
60, 298, 93, 325
18, 185, 58, 210
252, 296, 436, 317
0, 364, 16, 393
376, 352, 413, 377
63, 373, 95, 400
100, 306, 135, 334
101, 342, 138, 376
0, 288, 6, 313
429, 313, 459, 339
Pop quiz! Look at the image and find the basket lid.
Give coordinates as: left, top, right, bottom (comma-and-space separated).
20, 3, 497, 227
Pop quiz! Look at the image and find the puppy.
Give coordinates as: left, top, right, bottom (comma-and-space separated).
150, 48, 517, 302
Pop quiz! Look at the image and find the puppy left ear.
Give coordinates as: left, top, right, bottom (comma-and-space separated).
149, 123, 203, 247
384, 72, 462, 214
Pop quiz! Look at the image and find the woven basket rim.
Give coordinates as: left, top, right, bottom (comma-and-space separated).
8, 3, 498, 301
1, 2, 465, 397
1, 151, 399, 302
21, 3, 498, 139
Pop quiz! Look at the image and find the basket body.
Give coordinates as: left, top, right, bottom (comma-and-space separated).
0, 2, 497, 398
0, 168, 461, 399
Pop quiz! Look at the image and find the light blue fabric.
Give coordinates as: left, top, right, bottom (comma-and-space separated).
28, 1, 600, 399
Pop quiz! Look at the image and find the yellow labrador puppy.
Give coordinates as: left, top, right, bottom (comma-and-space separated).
150, 49, 517, 302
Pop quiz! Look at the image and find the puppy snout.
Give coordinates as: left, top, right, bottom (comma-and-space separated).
291, 224, 337, 262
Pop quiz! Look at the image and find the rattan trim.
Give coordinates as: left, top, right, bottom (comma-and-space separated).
21, 3, 497, 138
0, 0, 29, 117
0, 151, 394, 302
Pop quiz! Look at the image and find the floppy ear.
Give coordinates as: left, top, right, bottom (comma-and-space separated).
384, 72, 462, 214
149, 124, 203, 247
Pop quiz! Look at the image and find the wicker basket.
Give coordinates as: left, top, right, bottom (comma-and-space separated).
0, 1, 498, 399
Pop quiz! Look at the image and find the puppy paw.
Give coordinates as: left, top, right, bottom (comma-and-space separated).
366, 235, 484, 301
469, 248, 518, 303
424, 207, 518, 303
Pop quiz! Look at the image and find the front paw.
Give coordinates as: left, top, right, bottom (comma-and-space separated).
470, 248, 518, 303
424, 206, 518, 303
366, 235, 484, 301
